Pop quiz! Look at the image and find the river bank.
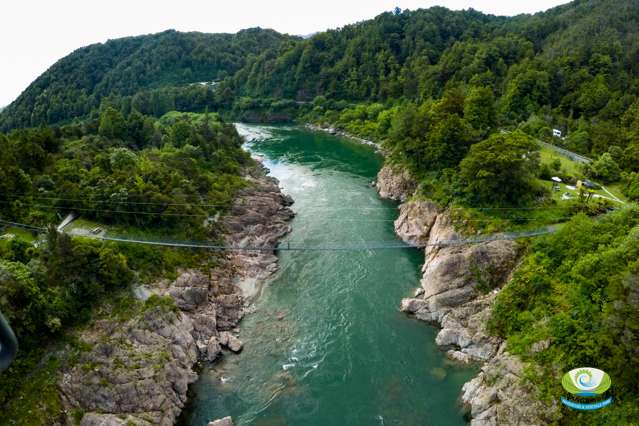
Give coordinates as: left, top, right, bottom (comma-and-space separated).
305, 123, 384, 154
376, 164, 559, 425
304, 121, 558, 424
59, 163, 294, 426
182, 124, 476, 425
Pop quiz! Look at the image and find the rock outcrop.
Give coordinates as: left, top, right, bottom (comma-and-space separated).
461, 350, 560, 425
376, 165, 557, 425
223, 164, 294, 299
62, 165, 293, 425
394, 199, 441, 246
208, 416, 235, 426
61, 308, 198, 426
375, 164, 416, 202
397, 201, 519, 363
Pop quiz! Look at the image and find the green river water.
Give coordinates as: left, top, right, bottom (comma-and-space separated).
182, 125, 476, 426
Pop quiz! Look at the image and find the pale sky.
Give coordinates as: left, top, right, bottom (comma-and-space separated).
1, 0, 569, 106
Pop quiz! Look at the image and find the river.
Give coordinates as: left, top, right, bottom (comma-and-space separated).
181, 125, 476, 425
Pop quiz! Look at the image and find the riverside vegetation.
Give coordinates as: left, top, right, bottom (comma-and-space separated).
1, 0, 639, 424
0, 111, 286, 423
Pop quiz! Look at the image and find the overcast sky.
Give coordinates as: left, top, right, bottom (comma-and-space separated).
1, 0, 569, 106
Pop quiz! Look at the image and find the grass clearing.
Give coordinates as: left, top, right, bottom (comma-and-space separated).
539, 145, 581, 177
1, 227, 37, 243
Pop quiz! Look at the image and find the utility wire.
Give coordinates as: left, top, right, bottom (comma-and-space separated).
0, 193, 235, 208
0, 202, 570, 223
0, 193, 577, 211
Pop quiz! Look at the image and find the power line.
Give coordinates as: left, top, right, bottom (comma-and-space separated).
0, 193, 236, 208
0, 201, 210, 217
0, 219, 46, 231
0, 193, 577, 211
0, 198, 574, 220
0, 202, 570, 224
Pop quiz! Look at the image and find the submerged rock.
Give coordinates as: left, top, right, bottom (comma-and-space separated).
208, 416, 235, 426
219, 331, 243, 353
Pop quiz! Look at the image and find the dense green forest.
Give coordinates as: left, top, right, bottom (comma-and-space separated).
1, 109, 249, 233
0, 110, 253, 421
489, 207, 639, 424
0, 28, 296, 130
1, 0, 638, 424
4, 0, 639, 200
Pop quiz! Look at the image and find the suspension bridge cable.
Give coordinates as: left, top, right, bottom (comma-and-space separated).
0, 217, 557, 251
78, 227, 557, 251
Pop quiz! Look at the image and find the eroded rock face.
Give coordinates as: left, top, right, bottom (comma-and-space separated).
214, 294, 244, 331
375, 164, 416, 202
61, 308, 199, 426
390, 196, 557, 424
396, 200, 519, 363
81, 413, 152, 426
461, 350, 560, 426
63, 165, 294, 425
168, 271, 210, 311
394, 200, 441, 246
223, 165, 294, 291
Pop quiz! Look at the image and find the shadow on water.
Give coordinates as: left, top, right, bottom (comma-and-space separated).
179, 125, 477, 426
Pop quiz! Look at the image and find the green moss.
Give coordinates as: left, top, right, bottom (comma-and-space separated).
144, 294, 179, 314
2, 357, 63, 425
71, 409, 85, 425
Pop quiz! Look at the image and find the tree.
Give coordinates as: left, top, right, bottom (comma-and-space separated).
500, 68, 550, 122
98, 107, 127, 140
459, 131, 540, 204
464, 86, 496, 133
591, 152, 621, 183
577, 74, 610, 116
109, 148, 138, 170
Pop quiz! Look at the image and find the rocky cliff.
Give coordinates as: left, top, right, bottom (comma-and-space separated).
377, 165, 557, 426
60, 165, 293, 425
375, 164, 416, 203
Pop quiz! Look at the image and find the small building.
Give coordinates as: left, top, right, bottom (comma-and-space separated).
552, 128, 562, 138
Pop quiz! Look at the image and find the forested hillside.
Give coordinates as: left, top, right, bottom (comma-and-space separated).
231, 0, 639, 203
0, 28, 296, 130
233, 0, 639, 117
1, 1, 639, 424
0, 109, 254, 421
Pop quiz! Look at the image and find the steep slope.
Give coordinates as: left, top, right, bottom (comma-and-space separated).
0, 28, 297, 130
230, 7, 506, 100
231, 0, 639, 122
